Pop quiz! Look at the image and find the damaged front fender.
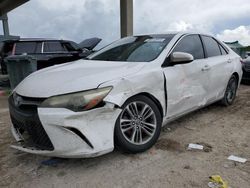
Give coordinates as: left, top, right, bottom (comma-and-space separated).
100, 69, 167, 117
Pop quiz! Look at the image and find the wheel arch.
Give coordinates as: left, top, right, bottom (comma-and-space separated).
121, 92, 164, 119
232, 72, 240, 86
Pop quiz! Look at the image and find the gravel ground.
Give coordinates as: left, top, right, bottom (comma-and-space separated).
0, 85, 249, 188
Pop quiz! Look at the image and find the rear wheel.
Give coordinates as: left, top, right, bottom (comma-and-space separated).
221, 75, 238, 106
114, 95, 162, 153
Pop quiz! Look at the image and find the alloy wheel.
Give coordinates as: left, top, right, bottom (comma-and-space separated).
119, 101, 157, 145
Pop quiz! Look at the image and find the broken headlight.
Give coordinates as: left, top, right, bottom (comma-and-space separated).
40, 86, 112, 112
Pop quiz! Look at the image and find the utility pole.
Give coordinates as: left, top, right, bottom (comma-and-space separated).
120, 0, 133, 38
0, 14, 10, 36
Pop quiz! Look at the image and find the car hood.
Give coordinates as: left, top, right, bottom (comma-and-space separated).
15, 59, 145, 98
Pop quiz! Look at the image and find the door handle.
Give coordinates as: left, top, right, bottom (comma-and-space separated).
201, 65, 211, 71
227, 59, 232, 63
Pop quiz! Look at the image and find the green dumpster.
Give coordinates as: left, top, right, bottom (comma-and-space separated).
5, 55, 37, 89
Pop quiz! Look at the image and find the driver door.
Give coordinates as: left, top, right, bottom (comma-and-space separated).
163, 34, 210, 119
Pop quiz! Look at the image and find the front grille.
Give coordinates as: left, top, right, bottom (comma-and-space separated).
9, 94, 54, 151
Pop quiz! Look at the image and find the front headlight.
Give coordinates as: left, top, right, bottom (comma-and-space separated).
40, 86, 112, 112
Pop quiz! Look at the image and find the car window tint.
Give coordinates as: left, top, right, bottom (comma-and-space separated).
63, 42, 77, 52
35, 42, 42, 53
15, 42, 37, 54
172, 35, 204, 59
219, 44, 227, 55
44, 42, 66, 52
202, 36, 221, 57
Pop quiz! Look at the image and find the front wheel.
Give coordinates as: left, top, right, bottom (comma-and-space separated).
114, 95, 162, 153
221, 75, 238, 106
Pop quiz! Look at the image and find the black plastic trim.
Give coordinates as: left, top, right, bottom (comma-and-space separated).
67, 127, 94, 149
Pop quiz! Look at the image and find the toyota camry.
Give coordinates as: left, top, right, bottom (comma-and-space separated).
9, 32, 242, 158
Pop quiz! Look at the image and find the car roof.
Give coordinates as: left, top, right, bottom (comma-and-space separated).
17, 38, 72, 42
134, 32, 214, 38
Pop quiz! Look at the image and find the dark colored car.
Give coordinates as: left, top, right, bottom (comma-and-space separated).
0, 37, 101, 74
242, 57, 250, 82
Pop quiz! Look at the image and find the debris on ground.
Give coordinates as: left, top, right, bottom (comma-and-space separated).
187, 143, 203, 150
187, 142, 213, 152
197, 142, 213, 152
208, 175, 228, 188
227, 155, 247, 163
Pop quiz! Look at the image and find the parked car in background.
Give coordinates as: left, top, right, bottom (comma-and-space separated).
9, 32, 242, 158
242, 56, 250, 82
0, 37, 101, 74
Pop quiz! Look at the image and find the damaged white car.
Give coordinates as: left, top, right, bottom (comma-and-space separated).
9, 32, 242, 158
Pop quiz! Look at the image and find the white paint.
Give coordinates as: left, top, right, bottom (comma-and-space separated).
187, 143, 204, 150
15, 60, 145, 97
11, 32, 243, 158
228, 155, 247, 163
11, 104, 121, 158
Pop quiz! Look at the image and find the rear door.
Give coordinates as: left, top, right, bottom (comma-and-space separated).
163, 34, 209, 118
201, 36, 233, 101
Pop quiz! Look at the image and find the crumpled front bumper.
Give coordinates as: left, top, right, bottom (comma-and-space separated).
11, 103, 122, 158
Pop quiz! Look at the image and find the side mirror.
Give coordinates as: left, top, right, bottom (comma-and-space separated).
170, 52, 194, 64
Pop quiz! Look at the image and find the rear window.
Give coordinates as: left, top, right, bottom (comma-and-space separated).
44, 42, 66, 52
14, 42, 39, 55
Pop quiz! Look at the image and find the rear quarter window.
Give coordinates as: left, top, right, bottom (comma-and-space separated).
219, 44, 228, 55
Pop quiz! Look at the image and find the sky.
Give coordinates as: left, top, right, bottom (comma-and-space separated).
4, 0, 250, 47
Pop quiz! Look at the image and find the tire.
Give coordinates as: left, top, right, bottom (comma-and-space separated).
221, 75, 238, 106
114, 95, 162, 153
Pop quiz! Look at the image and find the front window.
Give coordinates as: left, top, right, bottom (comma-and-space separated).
172, 35, 204, 59
89, 35, 175, 62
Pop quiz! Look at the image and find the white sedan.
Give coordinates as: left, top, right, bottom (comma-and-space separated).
9, 32, 242, 158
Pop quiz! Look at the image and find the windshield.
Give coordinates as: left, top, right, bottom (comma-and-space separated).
89, 34, 175, 62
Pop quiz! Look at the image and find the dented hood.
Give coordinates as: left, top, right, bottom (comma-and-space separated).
15, 59, 145, 98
